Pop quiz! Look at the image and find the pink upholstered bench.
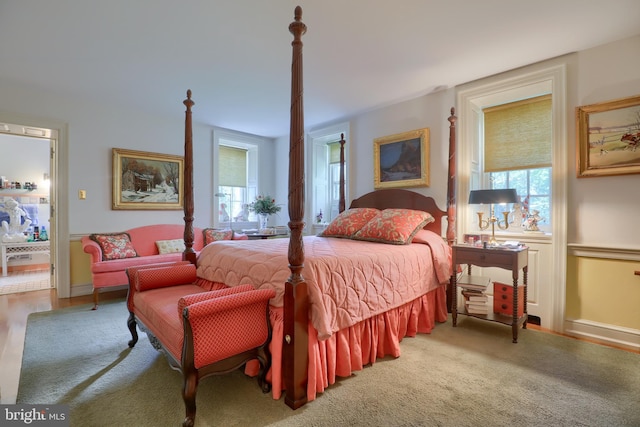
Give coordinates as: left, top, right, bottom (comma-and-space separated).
126, 262, 274, 427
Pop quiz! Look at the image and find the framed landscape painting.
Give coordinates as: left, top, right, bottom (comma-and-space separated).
577, 94, 640, 177
112, 148, 184, 210
373, 128, 430, 189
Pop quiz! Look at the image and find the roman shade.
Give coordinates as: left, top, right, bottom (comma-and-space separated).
483, 94, 552, 172
219, 145, 247, 187
328, 141, 342, 164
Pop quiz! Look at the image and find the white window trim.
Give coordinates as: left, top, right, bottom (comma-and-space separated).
456, 64, 567, 332
307, 122, 350, 231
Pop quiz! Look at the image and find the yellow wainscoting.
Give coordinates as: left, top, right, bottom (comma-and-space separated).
69, 239, 92, 286
567, 255, 640, 330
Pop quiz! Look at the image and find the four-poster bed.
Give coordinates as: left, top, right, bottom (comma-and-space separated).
179, 6, 457, 409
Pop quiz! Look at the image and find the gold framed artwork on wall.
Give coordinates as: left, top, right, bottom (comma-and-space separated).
577, 94, 640, 178
112, 148, 184, 210
373, 128, 430, 189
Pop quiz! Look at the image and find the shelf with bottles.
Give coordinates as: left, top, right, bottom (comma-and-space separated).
0, 190, 49, 204
23, 225, 49, 242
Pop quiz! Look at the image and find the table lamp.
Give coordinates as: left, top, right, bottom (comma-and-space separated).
468, 189, 518, 245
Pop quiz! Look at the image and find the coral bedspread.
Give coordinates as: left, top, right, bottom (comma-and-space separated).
197, 229, 451, 341
196, 229, 451, 400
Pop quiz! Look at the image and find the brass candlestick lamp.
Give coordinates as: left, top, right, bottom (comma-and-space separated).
468, 189, 518, 245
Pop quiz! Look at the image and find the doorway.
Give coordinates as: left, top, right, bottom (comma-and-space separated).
0, 122, 57, 295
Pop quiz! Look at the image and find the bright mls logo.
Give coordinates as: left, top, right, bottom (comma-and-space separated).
1, 405, 69, 426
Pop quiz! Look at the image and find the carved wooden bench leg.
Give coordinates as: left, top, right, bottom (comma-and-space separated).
127, 312, 139, 348
182, 367, 198, 427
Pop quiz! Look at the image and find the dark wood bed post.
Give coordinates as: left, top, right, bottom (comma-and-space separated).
284, 6, 308, 410
182, 90, 197, 265
339, 133, 346, 213
446, 107, 457, 313
446, 107, 457, 246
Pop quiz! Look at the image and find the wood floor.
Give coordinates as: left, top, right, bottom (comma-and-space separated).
0, 288, 127, 404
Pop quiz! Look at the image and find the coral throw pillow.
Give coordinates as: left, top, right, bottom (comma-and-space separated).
89, 233, 138, 261
319, 208, 380, 238
155, 239, 186, 254
203, 228, 234, 245
353, 208, 434, 245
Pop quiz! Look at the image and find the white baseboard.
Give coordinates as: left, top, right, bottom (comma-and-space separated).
564, 318, 640, 352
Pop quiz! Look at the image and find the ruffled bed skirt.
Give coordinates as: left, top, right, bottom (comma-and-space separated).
243, 284, 448, 401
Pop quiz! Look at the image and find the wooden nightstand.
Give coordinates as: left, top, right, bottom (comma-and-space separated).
450, 244, 528, 343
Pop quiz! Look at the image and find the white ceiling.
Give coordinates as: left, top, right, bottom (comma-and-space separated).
2, 1, 639, 138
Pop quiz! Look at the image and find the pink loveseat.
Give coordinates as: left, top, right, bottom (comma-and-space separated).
81, 224, 247, 309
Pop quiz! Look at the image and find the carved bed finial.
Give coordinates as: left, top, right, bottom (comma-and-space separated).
184, 89, 194, 109
289, 6, 307, 39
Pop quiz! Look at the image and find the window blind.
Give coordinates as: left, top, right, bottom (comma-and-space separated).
483, 94, 552, 172
328, 141, 342, 164
219, 145, 247, 187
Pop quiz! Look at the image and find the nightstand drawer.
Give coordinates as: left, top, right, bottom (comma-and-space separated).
456, 249, 513, 268
493, 282, 524, 317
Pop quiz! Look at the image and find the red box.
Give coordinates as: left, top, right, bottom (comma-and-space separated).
493, 282, 524, 317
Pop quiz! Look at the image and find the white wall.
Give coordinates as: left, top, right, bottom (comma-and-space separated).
297, 35, 640, 248
0, 84, 279, 235
0, 34, 638, 247
569, 35, 640, 246
347, 89, 456, 205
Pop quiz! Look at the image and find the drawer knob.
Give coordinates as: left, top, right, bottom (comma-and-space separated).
501, 304, 508, 310
501, 295, 507, 300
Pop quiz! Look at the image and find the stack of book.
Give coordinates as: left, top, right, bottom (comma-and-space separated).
457, 275, 490, 315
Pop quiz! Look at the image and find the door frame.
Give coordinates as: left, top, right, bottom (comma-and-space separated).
0, 112, 69, 298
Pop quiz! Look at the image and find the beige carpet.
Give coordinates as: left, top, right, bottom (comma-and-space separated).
17, 299, 640, 426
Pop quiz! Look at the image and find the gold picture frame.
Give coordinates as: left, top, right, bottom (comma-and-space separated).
374, 128, 430, 189
112, 148, 184, 210
577, 94, 640, 178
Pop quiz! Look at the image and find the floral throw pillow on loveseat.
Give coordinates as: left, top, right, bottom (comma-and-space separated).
89, 232, 138, 261
203, 228, 234, 245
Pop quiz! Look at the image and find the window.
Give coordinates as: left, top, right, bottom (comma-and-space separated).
218, 145, 248, 225
482, 95, 552, 232
457, 64, 568, 331
213, 128, 263, 229
490, 168, 551, 231
308, 123, 349, 227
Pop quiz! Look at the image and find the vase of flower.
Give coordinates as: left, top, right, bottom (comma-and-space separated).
258, 213, 269, 230
249, 195, 282, 231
